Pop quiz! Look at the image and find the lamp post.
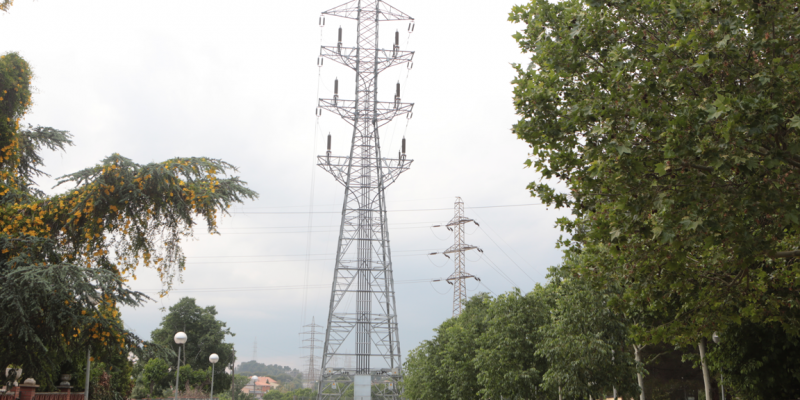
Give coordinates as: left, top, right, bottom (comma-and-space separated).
174, 332, 188, 400
712, 332, 725, 400
209, 354, 219, 400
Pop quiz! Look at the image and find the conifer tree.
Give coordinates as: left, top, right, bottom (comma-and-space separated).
0, 50, 256, 384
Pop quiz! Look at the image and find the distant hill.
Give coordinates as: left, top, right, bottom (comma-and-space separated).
235, 360, 303, 390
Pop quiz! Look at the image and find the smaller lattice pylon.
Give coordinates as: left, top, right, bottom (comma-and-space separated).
431, 197, 483, 316
299, 317, 324, 389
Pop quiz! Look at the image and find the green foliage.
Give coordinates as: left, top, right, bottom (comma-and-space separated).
474, 288, 550, 399
510, 0, 800, 344
405, 259, 649, 399
1, 29, 255, 388
261, 388, 316, 400
234, 361, 302, 390
146, 297, 234, 392
708, 322, 800, 399
404, 294, 491, 400
537, 263, 641, 399
140, 358, 171, 397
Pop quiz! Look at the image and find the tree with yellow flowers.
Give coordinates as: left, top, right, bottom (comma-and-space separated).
0, 47, 256, 389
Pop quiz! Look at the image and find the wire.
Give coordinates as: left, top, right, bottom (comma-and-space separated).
426, 253, 448, 268
467, 205, 538, 285
429, 281, 451, 295
232, 203, 542, 215
479, 281, 497, 296
429, 226, 452, 241
479, 253, 518, 288
187, 248, 438, 259
139, 278, 437, 295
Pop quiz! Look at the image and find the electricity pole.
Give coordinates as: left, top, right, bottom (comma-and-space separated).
432, 197, 482, 316
300, 317, 323, 389
315, 1, 415, 399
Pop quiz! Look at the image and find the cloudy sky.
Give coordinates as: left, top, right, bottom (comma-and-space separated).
0, 0, 569, 370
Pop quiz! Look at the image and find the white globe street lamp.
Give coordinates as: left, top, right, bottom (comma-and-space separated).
173, 332, 188, 400
209, 354, 219, 400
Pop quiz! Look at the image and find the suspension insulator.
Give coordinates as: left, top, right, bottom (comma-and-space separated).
319, 16, 325, 27
317, 57, 324, 67
395, 82, 401, 98
408, 22, 415, 32
338, 26, 342, 42
327, 133, 331, 151
395, 30, 399, 46
402, 137, 406, 154
334, 78, 339, 96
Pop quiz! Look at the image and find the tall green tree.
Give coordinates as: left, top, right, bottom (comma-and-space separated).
509, 0, 800, 344
403, 294, 491, 400
149, 297, 235, 391
474, 288, 550, 399
537, 262, 641, 399
1, 23, 255, 385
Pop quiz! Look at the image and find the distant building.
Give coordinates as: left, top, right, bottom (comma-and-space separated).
240, 376, 280, 398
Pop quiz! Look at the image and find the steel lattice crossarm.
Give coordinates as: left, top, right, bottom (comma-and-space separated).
314, 0, 414, 398
443, 243, 481, 254
317, 155, 411, 188
318, 99, 413, 127
432, 197, 482, 316
322, 0, 413, 21
320, 46, 414, 72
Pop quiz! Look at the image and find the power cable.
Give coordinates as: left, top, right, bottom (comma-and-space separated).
232, 203, 542, 215
478, 252, 517, 288
139, 278, 436, 294
429, 281, 451, 295
425, 253, 448, 268
467, 205, 538, 285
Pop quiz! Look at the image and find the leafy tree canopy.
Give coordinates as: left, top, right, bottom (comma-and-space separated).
0, 47, 256, 384
510, 0, 800, 343
149, 297, 235, 391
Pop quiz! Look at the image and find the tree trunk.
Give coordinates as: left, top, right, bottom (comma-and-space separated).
699, 338, 712, 400
634, 344, 646, 400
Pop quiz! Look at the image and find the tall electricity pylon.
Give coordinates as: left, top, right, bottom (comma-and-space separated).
315, 1, 415, 399
433, 197, 482, 316
300, 317, 324, 389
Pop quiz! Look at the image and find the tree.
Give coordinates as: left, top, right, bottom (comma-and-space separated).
149, 297, 235, 392
708, 321, 800, 399
509, 0, 800, 344
403, 294, 491, 400
537, 263, 641, 400
1, 46, 255, 383
473, 288, 550, 399
140, 358, 171, 397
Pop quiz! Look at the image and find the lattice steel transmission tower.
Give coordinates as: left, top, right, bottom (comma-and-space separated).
433, 197, 482, 316
301, 317, 324, 389
315, 1, 415, 399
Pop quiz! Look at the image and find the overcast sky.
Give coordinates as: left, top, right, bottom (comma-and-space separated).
0, 0, 570, 370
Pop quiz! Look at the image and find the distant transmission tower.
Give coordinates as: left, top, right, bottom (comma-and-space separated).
300, 317, 324, 389
315, 1, 415, 399
432, 197, 482, 316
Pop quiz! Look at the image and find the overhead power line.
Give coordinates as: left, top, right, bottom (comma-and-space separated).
231, 203, 542, 215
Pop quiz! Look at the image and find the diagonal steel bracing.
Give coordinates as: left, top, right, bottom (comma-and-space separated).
315, 1, 414, 399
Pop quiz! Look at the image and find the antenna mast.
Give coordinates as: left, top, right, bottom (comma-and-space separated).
316, 1, 415, 399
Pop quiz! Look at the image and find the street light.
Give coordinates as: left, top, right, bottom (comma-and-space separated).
209, 354, 219, 400
174, 332, 188, 400
712, 332, 725, 400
